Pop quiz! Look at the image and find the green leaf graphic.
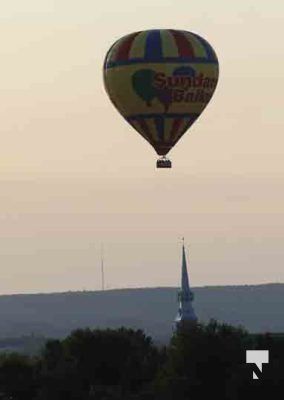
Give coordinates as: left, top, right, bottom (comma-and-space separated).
132, 69, 156, 105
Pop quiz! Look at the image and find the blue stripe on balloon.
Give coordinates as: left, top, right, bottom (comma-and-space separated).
144, 30, 162, 61
154, 116, 164, 141
105, 57, 217, 69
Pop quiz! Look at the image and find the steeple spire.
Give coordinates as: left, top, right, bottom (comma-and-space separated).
181, 240, 190, 292
175, 239, 197, 327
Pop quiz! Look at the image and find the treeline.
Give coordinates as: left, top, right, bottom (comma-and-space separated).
0, 320, 283, 400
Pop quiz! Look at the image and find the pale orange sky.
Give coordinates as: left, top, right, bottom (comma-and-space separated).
0, 0, 284, 294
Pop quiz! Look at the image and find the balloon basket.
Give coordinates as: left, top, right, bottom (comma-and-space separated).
156, 157, 172, 169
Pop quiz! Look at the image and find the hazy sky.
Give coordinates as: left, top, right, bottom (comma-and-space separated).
0, 0, 284, 294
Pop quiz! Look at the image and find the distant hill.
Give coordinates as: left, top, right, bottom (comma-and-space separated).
0, 284, 283, 347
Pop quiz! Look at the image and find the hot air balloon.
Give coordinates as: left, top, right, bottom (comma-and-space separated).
103, 29, 219, 168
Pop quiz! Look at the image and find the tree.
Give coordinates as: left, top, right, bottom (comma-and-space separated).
38, 327, 161, 399
0, 352, 38, 400
157, 319, 251, 400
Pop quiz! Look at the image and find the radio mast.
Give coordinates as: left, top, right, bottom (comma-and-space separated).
101, 244, 105, 291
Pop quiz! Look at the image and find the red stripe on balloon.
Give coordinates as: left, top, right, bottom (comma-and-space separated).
170, 118, 183, 139
115, 32, 140, 61
170, 30, 194, 57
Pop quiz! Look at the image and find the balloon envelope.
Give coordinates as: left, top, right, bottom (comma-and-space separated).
103, 29, 219, 156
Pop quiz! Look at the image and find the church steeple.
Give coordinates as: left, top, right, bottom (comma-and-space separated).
175, 239, 197, 326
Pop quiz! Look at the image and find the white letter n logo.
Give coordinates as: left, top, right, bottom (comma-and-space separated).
246, 350, 269, 379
